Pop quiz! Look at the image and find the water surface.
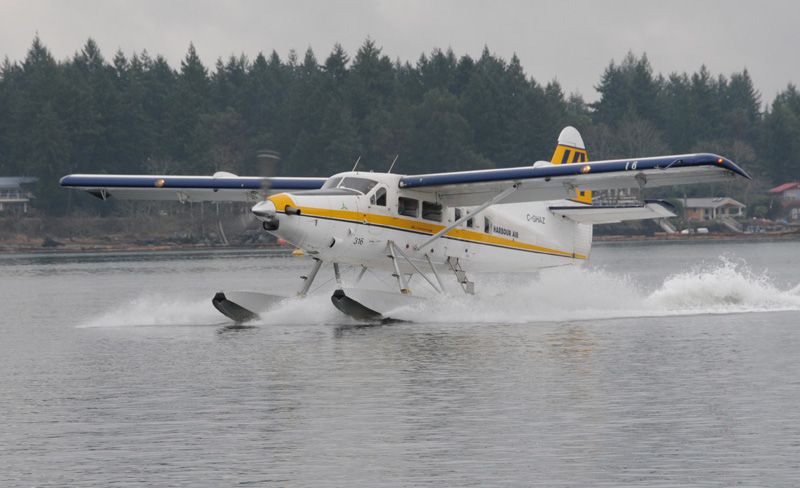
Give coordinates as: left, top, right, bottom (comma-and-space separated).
1, 240, 799, 486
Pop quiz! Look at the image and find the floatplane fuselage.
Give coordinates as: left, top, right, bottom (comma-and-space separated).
60, 127, 750, 322
252, 171, 590, 275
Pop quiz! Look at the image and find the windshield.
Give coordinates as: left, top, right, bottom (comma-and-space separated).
338, 177, 378, 195
321, 177, 344, 190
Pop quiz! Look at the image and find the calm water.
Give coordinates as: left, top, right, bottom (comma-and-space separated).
1, 240, 799, 486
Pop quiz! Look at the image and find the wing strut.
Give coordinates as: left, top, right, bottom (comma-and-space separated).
414, 182, 520, 251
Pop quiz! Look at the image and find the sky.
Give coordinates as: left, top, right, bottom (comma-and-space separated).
2, 0, 798, 104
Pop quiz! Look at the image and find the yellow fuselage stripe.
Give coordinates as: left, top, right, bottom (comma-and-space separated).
283, 205, 586, 259
269, 193, 586, 259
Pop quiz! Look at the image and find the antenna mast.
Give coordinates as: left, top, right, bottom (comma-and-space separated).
387, 155, 399, 174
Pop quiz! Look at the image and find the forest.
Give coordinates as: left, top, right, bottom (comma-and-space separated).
1, 36, 799, 218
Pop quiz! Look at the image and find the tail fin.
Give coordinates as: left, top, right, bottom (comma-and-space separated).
550, 126, 591, 204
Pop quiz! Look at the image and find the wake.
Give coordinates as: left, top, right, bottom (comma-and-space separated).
77, 292, 348, 328
79, 256, 800, 328
78, 295, 224, 328
387, 256, 800, 324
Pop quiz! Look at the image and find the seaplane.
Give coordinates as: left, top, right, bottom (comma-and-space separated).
61, 127, 750, 322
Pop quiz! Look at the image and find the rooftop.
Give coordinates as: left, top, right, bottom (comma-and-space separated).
683, 197, 745, 209
0, 177, 37, 188
769, 182, 800, 193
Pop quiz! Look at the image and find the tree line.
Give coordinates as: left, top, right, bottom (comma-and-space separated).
1, 36, 798, 216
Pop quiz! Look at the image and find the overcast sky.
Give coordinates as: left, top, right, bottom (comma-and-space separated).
3, 0, 798, 104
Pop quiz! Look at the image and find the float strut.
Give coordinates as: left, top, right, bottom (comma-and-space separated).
425, 254, 446, 294
354, 265, 368, 286
333, 263, 343, 288
387, 242, 411, 294
298, 258, 323, 296
388, 241, 441, 294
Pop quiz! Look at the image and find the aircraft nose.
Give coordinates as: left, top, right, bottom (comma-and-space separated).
252, 200, 278, 230
252, 200, 276, 220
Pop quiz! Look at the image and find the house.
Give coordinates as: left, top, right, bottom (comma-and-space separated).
683, 197, 745, 221
769, 182, 800, 221
769, 182, 800, 201
0, 177, 37, 213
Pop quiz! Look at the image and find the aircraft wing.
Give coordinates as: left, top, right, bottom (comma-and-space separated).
59, 174, 327, 202
398, 153, 750, 207
549, 200, 677, 224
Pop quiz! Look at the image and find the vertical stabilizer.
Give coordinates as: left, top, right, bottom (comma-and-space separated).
550, 126, 591, 204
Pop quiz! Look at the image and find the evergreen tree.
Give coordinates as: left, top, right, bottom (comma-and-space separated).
722, 69, 761, 142
210, 54, 250, 115
419, 48, 458, 94
318, 101, 363, 175
65, 39, 128, 175
687, 65, 724, 144
347, 38, 394, 124
592, 52, 662, 127
283, 48, 329, 175
165, 43, 209, 170
14, 37, 71, 213
112, 50, 151, 173
662, 73, 693, 152
761, 85, 800, 184
244, 51, 284, 154
407, 88, 491, 174
0, 57, 22, 175
453, 54, 475, 96
2, 35, 797, 218
198, 108, 250, 174
394, 58, 424, 105
322, 43, 349, 88
460, 48, 505, 162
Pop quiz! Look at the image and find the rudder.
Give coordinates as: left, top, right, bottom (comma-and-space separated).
550, 126, 591, 204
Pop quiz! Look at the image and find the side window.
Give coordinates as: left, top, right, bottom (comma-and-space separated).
422, 201, 443, 222
375, 187, 386, 206
454, 208, 462, 221
467, 215, 474, 228
398, 197, 418, 217
484, 217, 492, 234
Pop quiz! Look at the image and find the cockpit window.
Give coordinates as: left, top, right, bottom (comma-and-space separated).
321, 177, 343, 190
370, 186, 387, 206
338, 177, 378, 194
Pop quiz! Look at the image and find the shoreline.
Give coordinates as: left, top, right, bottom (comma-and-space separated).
0, 238, 295, 254
593, 230, 800, 243
2, 230, 799, 254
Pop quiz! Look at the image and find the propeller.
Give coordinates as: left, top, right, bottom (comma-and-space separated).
215, 149, 282, 246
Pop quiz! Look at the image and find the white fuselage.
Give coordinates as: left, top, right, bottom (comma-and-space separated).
255, 171, 592, 274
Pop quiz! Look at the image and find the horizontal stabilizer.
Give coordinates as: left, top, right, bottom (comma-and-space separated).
549, 200, 677, 224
